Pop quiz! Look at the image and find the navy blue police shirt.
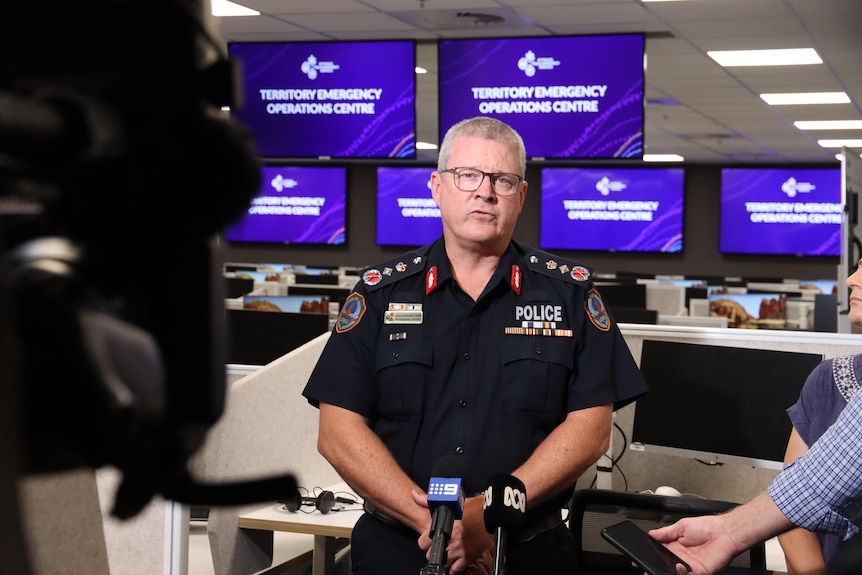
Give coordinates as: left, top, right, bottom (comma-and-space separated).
302, 238, 648, 504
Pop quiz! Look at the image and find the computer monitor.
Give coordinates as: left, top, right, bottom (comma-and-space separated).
293, 273, 341, 285
813, 294, 838, 332
287, 285, 352, 310
610, 307, 658, 325
684, 286, 708, 308
631, 340, 824, 469
594, 283, 648, 310
225, 309, 330, 365
225, 276, 255, 299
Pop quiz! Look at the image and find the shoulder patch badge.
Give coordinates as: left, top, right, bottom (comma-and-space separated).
585, 288, 611, 332
336, 292, 367, 333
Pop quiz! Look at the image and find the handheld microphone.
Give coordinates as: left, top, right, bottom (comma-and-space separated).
421, 456, 466, 575
483, 474, 527, 575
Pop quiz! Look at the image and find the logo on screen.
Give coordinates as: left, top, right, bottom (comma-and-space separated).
301, 55, 339, 80
517, 50, 561, 77
596, 176, 627, 196
781, 177, 816, 198
271, 175, 299, 192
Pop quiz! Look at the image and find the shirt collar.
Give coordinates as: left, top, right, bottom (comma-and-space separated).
425, 238, 523, 295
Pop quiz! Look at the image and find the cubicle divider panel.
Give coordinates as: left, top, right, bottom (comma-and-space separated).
607, 325, 862, 503
195, 333, 342, 575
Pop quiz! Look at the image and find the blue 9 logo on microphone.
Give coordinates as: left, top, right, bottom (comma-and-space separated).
428, 480, 460, 497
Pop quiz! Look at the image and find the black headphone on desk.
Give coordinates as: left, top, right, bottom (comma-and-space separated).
279, 488, 357, 514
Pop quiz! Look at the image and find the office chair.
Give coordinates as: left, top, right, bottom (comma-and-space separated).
569, 488, 769, 574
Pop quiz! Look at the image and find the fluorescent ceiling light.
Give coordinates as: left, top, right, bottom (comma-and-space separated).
761, 92, 850, 105
818, 139, 862, 148
795, 120, 862, 130
211, 0, 259, 16
416, 142, 438, 150
708, 48, 821, 67
643, 154, 684, 162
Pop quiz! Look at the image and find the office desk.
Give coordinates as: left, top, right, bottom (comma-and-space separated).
239, 483, 362, 575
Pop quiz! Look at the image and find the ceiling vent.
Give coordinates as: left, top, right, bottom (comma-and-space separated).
455, 12, 505, 26
646, 97, 681, 107
390, 8, 534, 30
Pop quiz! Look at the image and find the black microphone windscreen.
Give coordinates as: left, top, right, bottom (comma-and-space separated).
483, 474, 527, 533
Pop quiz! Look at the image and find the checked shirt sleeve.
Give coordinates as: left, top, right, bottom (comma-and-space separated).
768, 388, 862, 541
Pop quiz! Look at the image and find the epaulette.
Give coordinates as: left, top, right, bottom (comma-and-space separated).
358, 251, 428, 291
522, 248, 595, 287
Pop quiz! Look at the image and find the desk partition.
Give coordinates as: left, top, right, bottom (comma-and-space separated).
196, 333, 342, 574
608, 325, 862, 504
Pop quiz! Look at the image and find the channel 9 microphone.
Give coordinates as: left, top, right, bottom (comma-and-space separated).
483, 474, 527, 575
421, 456, 466, 575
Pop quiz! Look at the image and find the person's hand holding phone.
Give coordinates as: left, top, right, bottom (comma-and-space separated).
601, 520, 691, 575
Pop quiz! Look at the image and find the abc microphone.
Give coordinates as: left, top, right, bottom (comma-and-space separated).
483, 474, 527, 575
420, 456, 466, 575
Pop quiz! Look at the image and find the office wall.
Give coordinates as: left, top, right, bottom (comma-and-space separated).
220, 164, 839, 281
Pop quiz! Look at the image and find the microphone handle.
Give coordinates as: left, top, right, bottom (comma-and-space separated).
492, 526, 507, 575
427, 506, 454, 567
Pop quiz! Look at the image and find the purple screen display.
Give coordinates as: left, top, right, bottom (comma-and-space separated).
720, 168, 842, 256
224, 165, 347, 245
438, 34, 644, 159
540, 167, 684, 252
228, 41, 416, 158
376, 166, 441, 246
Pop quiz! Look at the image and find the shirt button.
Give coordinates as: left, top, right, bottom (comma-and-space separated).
463, 353, 470, 360
392, 352, 399, 358
535, 347, 542, 355
455, 446, 464, 454
460, 400, 467, 407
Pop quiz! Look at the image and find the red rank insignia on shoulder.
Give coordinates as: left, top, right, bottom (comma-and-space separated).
511, 265, 522, 295
426, 266, 438, 294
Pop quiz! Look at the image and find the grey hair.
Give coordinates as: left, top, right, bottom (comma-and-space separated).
436, 116, 527, 175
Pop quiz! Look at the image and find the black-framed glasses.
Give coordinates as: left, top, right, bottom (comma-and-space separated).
441, 167, 524, 196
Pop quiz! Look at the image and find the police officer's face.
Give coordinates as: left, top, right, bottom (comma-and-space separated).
431, 135, 526, 252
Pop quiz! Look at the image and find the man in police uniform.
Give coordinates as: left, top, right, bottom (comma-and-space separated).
302, 116, 648, 574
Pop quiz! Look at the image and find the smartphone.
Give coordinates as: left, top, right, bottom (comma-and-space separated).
601, 520, 692, 575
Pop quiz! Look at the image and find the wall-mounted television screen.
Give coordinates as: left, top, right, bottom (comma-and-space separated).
376, 166, 441, 246
719, 167, 842, 256
539, 167, 684, 252
632, 340, 824, 469
228, 40, 416, 159
438, 34, 644, 159
224, 165, 347, 245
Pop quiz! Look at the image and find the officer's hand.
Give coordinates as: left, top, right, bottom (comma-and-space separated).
445, 495, 494, 574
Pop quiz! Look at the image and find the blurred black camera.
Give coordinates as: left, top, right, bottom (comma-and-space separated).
0, 0, 294, 530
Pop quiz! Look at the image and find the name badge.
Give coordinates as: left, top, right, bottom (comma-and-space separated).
384, 310, 424, 324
